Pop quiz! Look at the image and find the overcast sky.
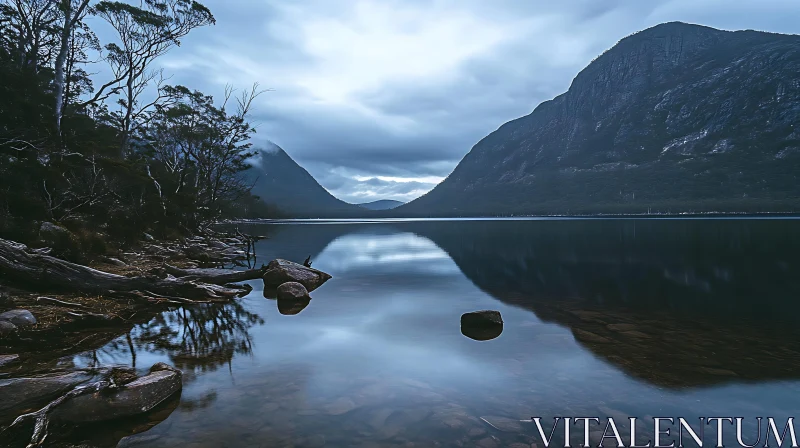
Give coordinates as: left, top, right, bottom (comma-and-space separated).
145, 0, 799, 203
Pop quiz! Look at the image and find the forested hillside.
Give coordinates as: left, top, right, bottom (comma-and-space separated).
0, 0, 274, 257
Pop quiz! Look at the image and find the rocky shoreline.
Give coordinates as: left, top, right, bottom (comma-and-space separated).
0, 227, 334, 447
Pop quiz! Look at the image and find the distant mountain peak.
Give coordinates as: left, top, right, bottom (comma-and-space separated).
245, 145, 365, 217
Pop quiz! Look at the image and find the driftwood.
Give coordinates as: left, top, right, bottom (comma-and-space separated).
0, 239, 248, 301
160, 264, 267, 285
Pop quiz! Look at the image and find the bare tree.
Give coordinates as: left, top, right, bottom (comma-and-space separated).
0, 0, 59, 71
90, 0, 214, 156
145, 83, 264, 226
53, 0, 91, 135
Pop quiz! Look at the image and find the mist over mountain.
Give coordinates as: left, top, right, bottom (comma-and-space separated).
246, 145, 368, 217
397, 22, 800, 216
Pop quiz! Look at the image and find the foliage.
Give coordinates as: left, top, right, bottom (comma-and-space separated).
0, 0, 274, 253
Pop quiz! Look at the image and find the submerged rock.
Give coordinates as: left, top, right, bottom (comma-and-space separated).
277, 282, 310, 301
0, 309, 36, 328
263, 259, 332, 292
52, 363, 183, 423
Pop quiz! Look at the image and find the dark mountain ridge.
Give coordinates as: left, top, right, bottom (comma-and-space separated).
246, 146, 370, 218
398, 22, 800, 216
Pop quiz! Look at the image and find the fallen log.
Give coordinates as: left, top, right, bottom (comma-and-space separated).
161, 264, 267, 285
0, 239, 248, 301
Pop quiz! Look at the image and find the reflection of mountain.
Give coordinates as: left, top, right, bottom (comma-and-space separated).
405, 219, 800, 388
246, 219, 800, 388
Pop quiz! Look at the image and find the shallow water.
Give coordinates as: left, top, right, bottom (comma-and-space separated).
58, 219, 800, 446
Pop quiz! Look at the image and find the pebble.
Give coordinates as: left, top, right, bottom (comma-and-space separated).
0, 309, 36, 328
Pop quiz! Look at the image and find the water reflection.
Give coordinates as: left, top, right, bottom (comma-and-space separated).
406, 219, 800, 388
460, 325, 503, 341
243, 219, 800, 388
277, 297, 311, 315
65, 219, 800, 447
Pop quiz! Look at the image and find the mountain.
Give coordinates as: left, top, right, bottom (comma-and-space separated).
356, 200, 405, 210
399, 22, 800, 216
246, 146, 366, 217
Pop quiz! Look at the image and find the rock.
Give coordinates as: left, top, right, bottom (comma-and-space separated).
0, 320, 16, 335
39, 221, 73, 242
263, 259, 332, 292
461, 310, 503, 328
277, 281, 311, 300
52, 364, 183, 423
278, 298, 311, 315
0, 371, 94, 415
480, 416, 524, 433
0, 354, 19, 367
109, 367, 139, 386
461, 325, 503, 341
150, 362, 181, 374
0, 309, 36, 328
461, 310, 503, 340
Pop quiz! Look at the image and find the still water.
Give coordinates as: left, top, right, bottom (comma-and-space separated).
68, 219, 800, 446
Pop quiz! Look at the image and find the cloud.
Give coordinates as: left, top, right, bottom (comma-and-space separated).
138, 0, 800, 201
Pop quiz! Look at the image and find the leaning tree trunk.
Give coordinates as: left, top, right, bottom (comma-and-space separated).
0, 239, 247, 301
160, 264, 267, 285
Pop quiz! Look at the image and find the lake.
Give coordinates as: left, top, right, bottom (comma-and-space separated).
62, 219, 800, 447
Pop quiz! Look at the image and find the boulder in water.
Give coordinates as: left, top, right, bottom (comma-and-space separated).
52, 363, 183, 423
461, 310, 503, 328
0, 371, 94, 416
461, 325, 503, 341
277, 282, 310, 301
461, 310, 503, 341
277, 298, 311, 315
263, 259, 331, 292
